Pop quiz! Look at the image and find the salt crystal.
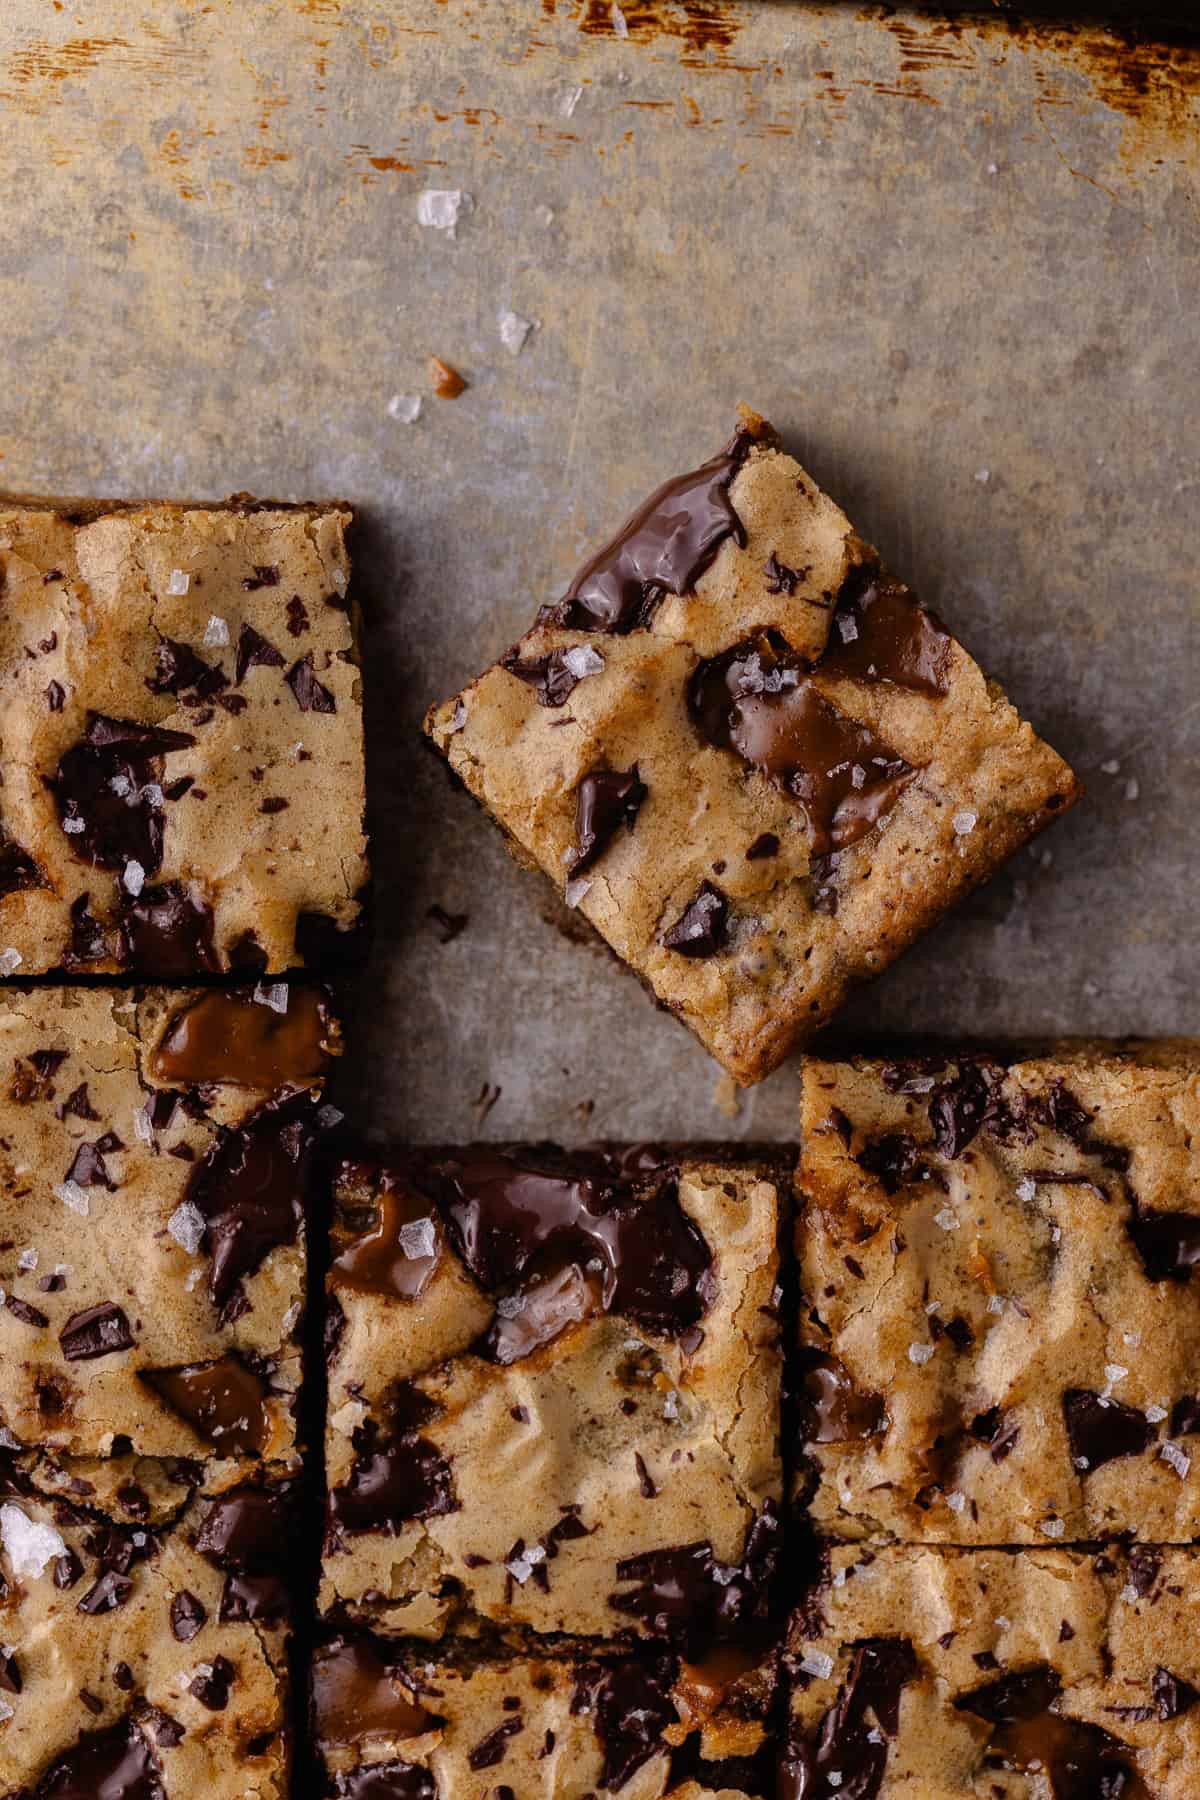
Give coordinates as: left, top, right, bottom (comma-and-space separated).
1039, 1517, 1065, 1538
62, 817, 85, 834
946, 1491, 967, 1514
934, 1207, 959, 1231
974, 468, 990, 484
1123, 1331, 1142, 1348
54, 1181, 90, 1217
399, 1218, 438, 1261
0, 1699, 11, 1724
167, 569, 190, 596
800, 1651, 834, 1680
986, 1294, 1004, 1314
506, 1554, 533, 1584
564, 876, 592, 909
563, 645, 605, 679
1051, 1225, 1062, 1243
167, 1202, 206, 1256
0, 949, 21, 977
16, 1249, 37, 1273
1104, 1364, 1128, 1386
123, 860, 146, 897
316, 1104, 345, 1131
449, 700, 467, 734
827, 1776, 842, 1791
663, 1391, 680, 1420
611, 1, 629, 36
203, 615, 230, 646
498, 310, 536, 356
1119, 1584, 1139, 1603
535, 204, 555, 228
253, 982, 289, 1015
525, 1544, 547, 1564
995, 1615, 1011, 1629
836, 614, 859, 644
109, 773, 132, 796
387, 393, 422, 425
141, 784, 163, 808
133, 1105, 154, 1145
417, 189, 471, 235
1125, 777, 1140, 802
1161, 1441, 1191, 1479
282, 1302, 302, 1333
185, 1268, 204, 1291
0, 1503, 67, 1578
850, 764, 866, 790
560, 84, 583, 118
908, 1342, 935, 1365
952, 810, 977, 836
1100, 759, 1120, 775
1145, 1404, 1168, 1424
1015, 1178, 1036, 1202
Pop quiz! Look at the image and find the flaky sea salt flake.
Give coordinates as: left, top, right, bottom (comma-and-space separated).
387, 393, 422, 424
417, 189, 471, 236
167, 1202, 206, 1256
253, 982, 289, 1015
800, 1652, 835, 1680
123, 860, 145, 897
167, 569, 190, 596
0, 1504, 67, 1578
203, 615, 230, 647
399, 1218, 438, 1261
54, 1181, 90, 1217
0, 949, 21, 977
498, 310, 536, 356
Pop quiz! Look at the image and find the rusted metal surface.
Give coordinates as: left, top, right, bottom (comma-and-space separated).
0, 0, 1195, 1144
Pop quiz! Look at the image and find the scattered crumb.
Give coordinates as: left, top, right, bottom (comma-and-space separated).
1125, 776, 1140, 802
427, 904, 468, 944
430, 357, 468, 400
387, 393, 422, 424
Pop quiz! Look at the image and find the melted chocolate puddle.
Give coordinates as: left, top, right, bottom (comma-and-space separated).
796, 1351, 888, 1444
311, 1636, 437, 1746
690, 634, 915, 856
152, 987, 333, 1090
544, 425, 756, 634
29, 1718, 165, 1799
332, 1167, 443, 1302
822, 568, 952, 696
956, 1664, 1145, 1796
140, 1354, 273, 1457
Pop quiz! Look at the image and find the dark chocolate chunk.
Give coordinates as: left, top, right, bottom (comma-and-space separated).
608, 1500, 780, 1645
235, 624, 286, 683
822, 567, 952, 695
0, 831, 44, 897
77, 1569, 135, 1614
547, 426, 755, 634
64, 1132, 123, 1190
423, 1148, 714, 1346
58, 1082, 100, 1121
780, 1637, 918, 1800
745, 831, 779, 860
242, 564, 280, 590
856, 1133, 931, 1195
467, 1716, 523, 1770
151, 986, 333, 1090
956, 1662, 1137, 1796
661, 880, 728, 958
31, 1719, 165, 1799
575, 1654, 678, 1792
502, 645, 600, 708
1127, 1208, 1200, 1284
194, 1483, 292, 1625
60, 1303, 135, 1362
928, 1060, 1002, 1160
145, 639, 227, 699
64, 892, 109, 966
763, 552, 806, 595
0, 1646, 20, 1693
311, 1636, 437, 1747
187, 1092, 323, 1310
1127, 1547, 1162, 1597
170, 1589, 207, 1643
1062, 1388, 1157, 1472
287, 652, 336, 713
50, 714, 194, 875
140, 1355, 273, 1457
5, 1293, 49, 1329
567, 767, 646, 877
690, 634, 914, 855
286, 595, 310, 635
47, 679, 66, 711
328, 1388, 458, 1537
190, 1653, 234, 1710
1171, 1396, 1200, 1437
1152, 1666, 1200, 1721
119, 880, 220, 978
795, 1351, 887, 1445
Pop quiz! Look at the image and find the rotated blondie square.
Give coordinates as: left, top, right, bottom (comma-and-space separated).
795, 1046, 1200, 1545
425, 413, 1078, 1084
0, 1447, 295, 1798
321, 1147, 784, 1642
0, 497, 367, 976
0, 984, 339, 1468
784, 1542, 1200, 1798
312, 1631, 779, 1800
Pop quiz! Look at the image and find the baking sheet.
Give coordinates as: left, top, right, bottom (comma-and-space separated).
0, 0, 1196, 1147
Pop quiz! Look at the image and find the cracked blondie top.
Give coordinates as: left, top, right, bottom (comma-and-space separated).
425, 412, 1078, 1084
312, 1631, 778, 1800
0, 984, 340, 1469
0, 498, 367, 977
0, 1448, 294, 1799
795, 1045, 1200, 1545
785, 1542, 1200, 1798
321, 1147, 784, 1643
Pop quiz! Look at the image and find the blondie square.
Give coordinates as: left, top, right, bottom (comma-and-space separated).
796, 1046, 1200, 1544
321, 1146, 784, 1642
312, 1631, 779, 1799
785, 1542, 1200, 1797
0, 1448, 295, 1798
0, 984, 339, 1469
425, 413, 1078, 1084
0, 497, 367, 977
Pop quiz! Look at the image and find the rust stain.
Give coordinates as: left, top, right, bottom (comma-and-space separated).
574, 0, 749, 68
0, 30, 202, 114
